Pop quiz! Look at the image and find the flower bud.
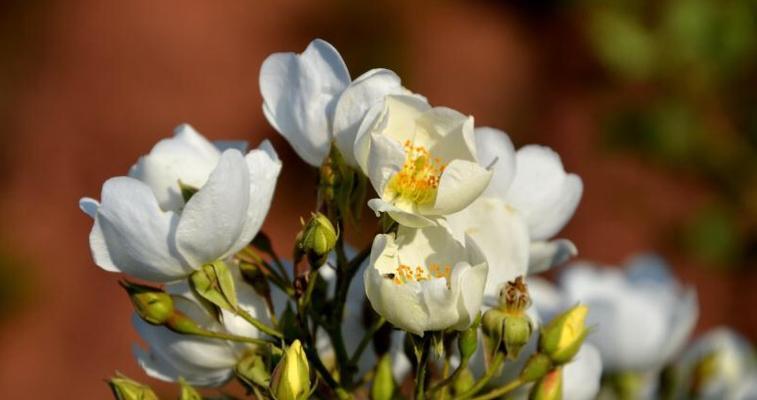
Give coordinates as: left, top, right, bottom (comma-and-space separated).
458, 320, 479, 360
371, 354, 396, 400
120, 281, 174, 325
520, 353, 553, 383
482, 308, 532, 359
237, 353, 272, 388
108, 373, 158, 400
529, 368, 563, 400
295, 212, 338, 267
179, 378, 202, 400
539, 304, 589, 364
270, 340, 311, 400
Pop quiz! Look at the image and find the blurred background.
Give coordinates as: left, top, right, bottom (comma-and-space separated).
0, 0, 754, 397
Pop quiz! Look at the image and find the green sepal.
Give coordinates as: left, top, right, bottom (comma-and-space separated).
179, 377, 202, 400
190, 260, 238, 312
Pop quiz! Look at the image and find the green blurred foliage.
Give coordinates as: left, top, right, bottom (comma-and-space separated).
584, 0, 757, 268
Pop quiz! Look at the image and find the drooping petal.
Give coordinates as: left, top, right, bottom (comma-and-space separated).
504, 145, 583, 241
176, 150, 250, 268
260, 39, 350, 166
562, 343, 603, 400
367, 198, 438, 228
474, 127, 516, 199
225, 140, 282, 254
528, 239, 578, 274
446, 197, 529, 299
129, 124, 221, 211
90, 177, 188, 281
333, 68, 406, 166
429, 159, 492, 215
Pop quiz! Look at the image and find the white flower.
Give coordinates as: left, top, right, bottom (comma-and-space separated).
133, 265, 271, 387
363, 224, 488, 335
677, 328, 757, 400
354, 95, 493, 228
79, 124, 281, 282
260, 39, 408, 167
558, 254, 698, 372
447, 127, 582, 300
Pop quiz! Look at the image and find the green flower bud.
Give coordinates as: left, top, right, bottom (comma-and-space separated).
120, 281, 174, 325
179, 378, 202, 400
236, 353, 272, 388
529, 368, 563, 400
270, 340, 311, 400
108, 373, 158, 400
481, 308, 507, 343
539, 304, 589, 364
452, 367, 475, 396
481, 308, 532, 358
295, 212, 338, 267
371, 354, 396, 400
520, 353, 553, 383
458, 322, 479, 360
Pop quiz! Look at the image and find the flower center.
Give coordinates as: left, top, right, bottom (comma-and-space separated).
391, 263, 451, 285
385, 140, 445, 207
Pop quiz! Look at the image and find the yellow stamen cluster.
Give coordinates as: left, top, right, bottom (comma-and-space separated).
385, 140, 446, 206
391, 263, 451, 285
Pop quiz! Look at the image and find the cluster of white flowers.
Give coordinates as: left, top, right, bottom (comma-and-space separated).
81, 39, 755, 400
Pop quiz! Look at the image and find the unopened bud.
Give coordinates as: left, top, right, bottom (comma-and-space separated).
539, 304, 589, 364
237, 353, 272, 388
452, 367, 475, 395
482, 308, 532, 358
529, 368, 563, 400
108, 373, 158, 400
295, 212, 338, 267
120, 281, 174, 325
458, 320, 479, 360
270, 340, 311, 400
179, 378, 202, 400
520, 353, 553, 382
371, 354, 396, 400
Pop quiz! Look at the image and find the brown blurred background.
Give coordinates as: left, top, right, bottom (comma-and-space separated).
0, 0, 755, 398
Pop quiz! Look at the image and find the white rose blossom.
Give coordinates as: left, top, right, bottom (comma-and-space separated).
447, 127, 583, 301
558, 254, 698, 373
79, 124, 281, 282
363, 224, 488, 335
676, 328, 757, 400
132, 265, 271, 387
260, 39, 409, 167
354, 95, 493, 228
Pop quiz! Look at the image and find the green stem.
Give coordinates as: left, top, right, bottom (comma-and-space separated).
470, 378, 525, 400
194, 330, 271, 347
415, 335, 432, 400
457, 352, 506, 400
427, 359, 468, 398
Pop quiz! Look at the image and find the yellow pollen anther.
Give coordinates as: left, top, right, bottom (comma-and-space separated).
385, 141, 446, 206
391, 263, 452, 285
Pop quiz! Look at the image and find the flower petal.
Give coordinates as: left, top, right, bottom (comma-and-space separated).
366, 132, 406, 195
563, 343, 603, 400
446, 197, 529, 299
129, 124, 220, 211
450, 251, 488, 330
430, 159, 492, 215
133, 344, 233, 387
474, 127, 516, 199
91, 177, 188, 281
220, 264, 272, 339
504, 145, 583, 240
260, 39, 350, 166
416, 108, 476, 163
176, 150, 250, 268
333, 68, 406, 166
367, 198, 437, 228
528, 239, 578, 274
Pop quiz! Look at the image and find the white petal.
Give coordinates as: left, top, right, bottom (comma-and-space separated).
79, 197, 98, 218
563, 343, 603, 400
333, 68, 405, 166
416, 108, 476, 163
133, 344, 233, 387
220, 264, 272, 339
430, 159, 492, 215
661, 287, 698, 363
446, 197, 529, 299
176, 150, 250, 267
450, 255, 488, 330
419, 274, 461, 332
129, 124, 221, 211
91, 177, 188, 281
260, 39, 350, 166
475, 127, 516, 199
505, 145, 583, 240
528, 239, 578, 274
367, 198, 438, 228
225, 140, 282, 254
366, 132, 406, 195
